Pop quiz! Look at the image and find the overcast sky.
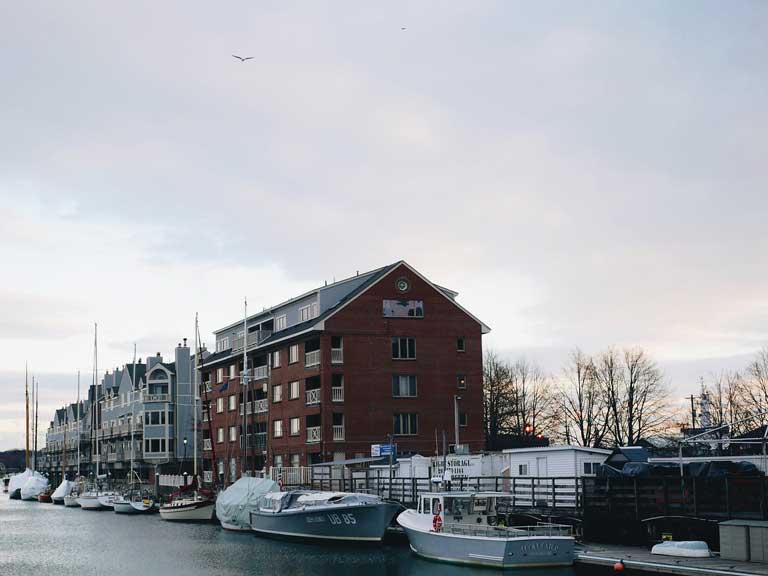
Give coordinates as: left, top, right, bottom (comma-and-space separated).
1, 1, 766, 450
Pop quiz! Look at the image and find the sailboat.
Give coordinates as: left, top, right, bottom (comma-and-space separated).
159, 314, 215, 522
78, 323, 116, 510
60, 373, 83, 506
9, 364, 33, 499
114, 346, 155, 515
21, 377, 49, 501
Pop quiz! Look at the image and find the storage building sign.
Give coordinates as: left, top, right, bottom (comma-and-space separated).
431, 455, 482, 479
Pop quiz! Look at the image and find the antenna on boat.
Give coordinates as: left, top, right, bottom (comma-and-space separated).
34, 377, 39, 472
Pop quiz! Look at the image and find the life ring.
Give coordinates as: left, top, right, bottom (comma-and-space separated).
432, 514, 443, 532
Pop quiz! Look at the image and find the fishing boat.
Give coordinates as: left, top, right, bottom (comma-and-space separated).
397, 492, 575, 568
249, 490, 401, 542
216, 477, 278, 531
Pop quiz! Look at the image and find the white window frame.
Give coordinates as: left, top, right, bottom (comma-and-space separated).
273, 419, 283, 438
217, 367, 224, 383
289, 381, 300, 400
273, 384, 282, 403
290, 454, 300, 468
216, 427, 224, 444
272, 350, 281, 368
518, 464, 529, 476
392, 374, 417, 398
229, 425, 237, 442
289, 345, 299, 364
228, 395, 236, 411
275, 315, 287, 331
216, 397, 224, 414
299, 305, 311, 322
289, 417, 300, 436
393, 413, 418, 436
229, 364, 236, 379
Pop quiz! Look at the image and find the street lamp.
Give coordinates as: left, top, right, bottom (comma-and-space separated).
453, 395, 463, 453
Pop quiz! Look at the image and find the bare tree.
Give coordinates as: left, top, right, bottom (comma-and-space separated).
483, 350, 512, 450
508, 359, 554, 438
705, 370, 749, 435
557, 350, 609, 447
743, 347, 768, 425
595, 348, 625, 445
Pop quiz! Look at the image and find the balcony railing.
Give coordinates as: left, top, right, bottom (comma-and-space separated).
141, 392, 169, 403
254, 399, 268, 413
307, 426, 321, 443
253, 432, 267, 450
305, 350, 321, 367
203, 438, 212, 451
305, 388, 321, 406
331, 348, 344, 364
332, 386, 344, 402
233, 330, 273, 351
332, 425, 345, 441
202, 381, 211, 393
251, 365, 269, 380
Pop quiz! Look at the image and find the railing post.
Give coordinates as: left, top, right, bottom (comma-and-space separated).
551, 478, 556, 510
531, 477, 535, 507
725, 476, 731, 519
512, 478, 516, 508
495, 476, 499, 492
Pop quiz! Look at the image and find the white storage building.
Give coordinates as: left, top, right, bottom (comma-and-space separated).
502, 446, 612, 478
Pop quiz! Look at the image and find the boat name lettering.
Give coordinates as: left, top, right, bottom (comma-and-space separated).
520, 542, 559, 555
305, 515, 326, 523
328, 513, 356, 525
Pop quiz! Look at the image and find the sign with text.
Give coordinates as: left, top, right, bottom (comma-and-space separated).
431, 455, 482, 479
371, 444, 395, 457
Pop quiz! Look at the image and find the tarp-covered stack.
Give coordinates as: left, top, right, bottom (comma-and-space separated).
51, 479, 77, 503
20, 471, 49, 500
8, 468, 34, 498
216, 477, 279, 531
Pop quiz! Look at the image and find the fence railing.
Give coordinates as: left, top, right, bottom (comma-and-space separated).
332, 386, 344, 402
332, 425, 345, 441
305, 350, 321, 367
269, 467, 312, 486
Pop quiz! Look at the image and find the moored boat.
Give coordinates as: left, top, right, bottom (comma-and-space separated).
216, 477, 278, 531
20, 471, 49, 501
78, 492, 107, 510
114, 492, 155, 514
8, 468, 33, 500
52, 479, 77, 505
38, 492, 53, 503
249, 490, 401, 542
159, 495, 215, 521
63, 494, 81, 507
398, 492, 575, 568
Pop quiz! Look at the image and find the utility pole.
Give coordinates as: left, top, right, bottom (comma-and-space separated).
688, 394, 697, 431
453, 395, 462, 453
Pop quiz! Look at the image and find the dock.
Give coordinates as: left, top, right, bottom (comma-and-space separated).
577, 543, 768, 576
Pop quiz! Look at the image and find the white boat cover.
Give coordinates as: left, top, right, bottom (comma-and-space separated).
216, 478, 279, 528
20, 472, 49, 499
52, 479, 77, 500
9, 468, 34, 493
651, 541, 711, 558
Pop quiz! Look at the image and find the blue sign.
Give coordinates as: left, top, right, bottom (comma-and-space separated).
371, 444, 396, 457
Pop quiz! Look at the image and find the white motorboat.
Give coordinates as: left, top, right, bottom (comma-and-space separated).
159, 494, 215, 522
216, 477, 278, 531
114, 493, 155, 514
78, 492, 108, 510
250, 491, 401, 542
398, 492, 575, 568
20, 472, 49, 501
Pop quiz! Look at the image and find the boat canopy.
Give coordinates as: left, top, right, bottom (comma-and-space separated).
8, 468, 33, 492
52, 479, 77, 499
216, 477, 279, 528
20, 472, 49, 498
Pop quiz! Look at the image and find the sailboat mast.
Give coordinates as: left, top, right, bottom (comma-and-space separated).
193, 313, 199, 480
34, 378, 38, 472
94, 322, 99, 478
25, 363, 29, 470
242, 297, 248, 477
77, 371, 81, 478
131, 343, 136, 480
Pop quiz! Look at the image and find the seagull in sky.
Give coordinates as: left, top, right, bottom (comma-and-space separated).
232, 54, 255, 62
401, 26, 407, 31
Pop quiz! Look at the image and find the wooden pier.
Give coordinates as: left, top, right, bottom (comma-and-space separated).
577, 543, 768, 576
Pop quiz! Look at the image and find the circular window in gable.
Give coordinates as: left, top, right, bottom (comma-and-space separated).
396, 277, 410, 293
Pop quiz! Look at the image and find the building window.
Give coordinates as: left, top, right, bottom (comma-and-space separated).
392, 337, 416, 360
383, 299, 424, 318
518, 464, 528, 476
216, 427, 224, 443
457, 374, 467, 389
289, 381, 300, 400
274, 454, 283, 468
273, 384, 282, 403
216, 336, 231, 352
228, 395, 236, 411
229, 458, 237, 480
289, 417, 300, 436
217, 367, 224, 383
273, 419, 283, 438
275, 315, 287, 331
583, 462, 599, 475
290, 454, 300, 468
289, 345, 299, 364
229, 364, 236, 379
272, 350, 281, 368
459, 412, 468, 427
229, 425, 237, 442
392, 375, 417, 397
393, 413, 418, 435
457, 337, 465, 352
216, 398, 224, 413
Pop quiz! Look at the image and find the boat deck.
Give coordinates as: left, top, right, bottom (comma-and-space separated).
577, 543, 768, 576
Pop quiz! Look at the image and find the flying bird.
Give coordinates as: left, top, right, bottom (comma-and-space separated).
232, 54, 255, 62
401, 26, 407, 31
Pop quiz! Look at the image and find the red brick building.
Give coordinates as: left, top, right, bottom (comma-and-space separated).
200, 261, 489, 485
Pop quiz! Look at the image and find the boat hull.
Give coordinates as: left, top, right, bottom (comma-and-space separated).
113, 500, 139, 514
250, 502, 401, 542
38, 494, 52, 503
159, 500, 214, 522
130, 501, 155, 514
398, 513, 574, 568
221, 520, 251, 532
78, 495, 107, 510
10, 488, 21, 500
52, 497, 65, 505
63, 495, 81, 507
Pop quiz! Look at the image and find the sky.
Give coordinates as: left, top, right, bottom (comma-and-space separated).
1, 1, 766, 450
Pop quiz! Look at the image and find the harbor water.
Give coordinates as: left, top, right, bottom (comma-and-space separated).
0, 495, 577, 576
